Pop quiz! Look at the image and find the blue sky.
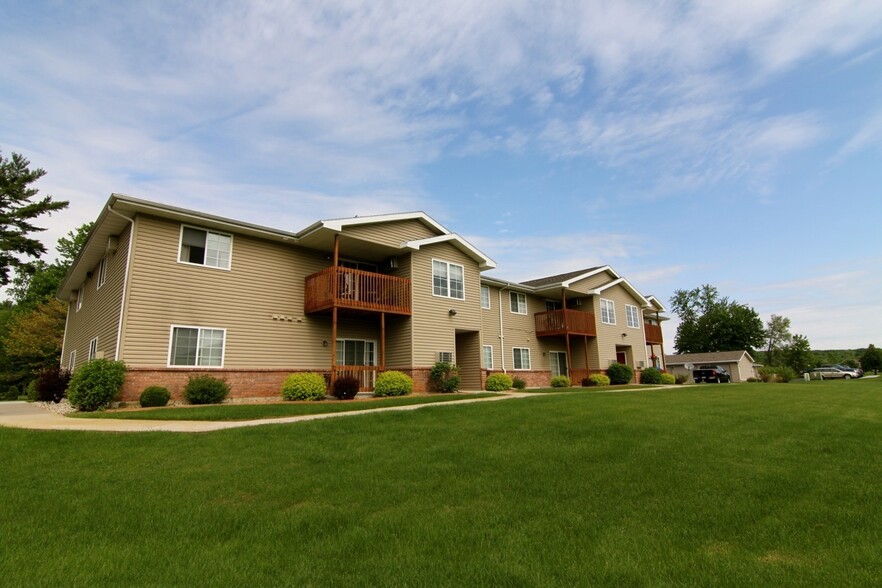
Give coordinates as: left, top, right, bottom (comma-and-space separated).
2, 1, 881, 350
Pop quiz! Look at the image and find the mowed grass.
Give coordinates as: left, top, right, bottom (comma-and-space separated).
2, 378, 881, 586
71, 392, 501, 421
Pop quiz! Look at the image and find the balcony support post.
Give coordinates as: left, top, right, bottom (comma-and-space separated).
330, 306, 337, 386
380, 312, 386, 371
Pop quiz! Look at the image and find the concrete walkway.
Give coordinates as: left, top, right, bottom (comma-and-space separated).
0, 394, 535, 433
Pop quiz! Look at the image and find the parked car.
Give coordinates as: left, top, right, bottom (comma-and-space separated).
693, 365, 731, 383
830, 364, 863, 377
808, 366, 861, 380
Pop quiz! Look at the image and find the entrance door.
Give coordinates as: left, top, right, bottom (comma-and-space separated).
550, 351, 568, 377
616, 351, 627, 365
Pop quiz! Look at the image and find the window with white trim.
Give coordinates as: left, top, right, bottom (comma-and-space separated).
179, 226, 232, 269
510, 292, 527, 314
512, 347, 531, 370
69, 350, 76, 371
481, 285, 490, 309
482, 345, 493, 369
625, 304, 640, 328
88, 337, 98, 361
97, 257, 107, 289
336, 339, 376, 366
169, 326, 226, 367
432, 260, 464, 300
76, 288, 83, 312
600, 298, 616, 325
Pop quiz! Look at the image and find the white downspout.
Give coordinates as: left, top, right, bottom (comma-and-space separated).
107, 206, 135, 362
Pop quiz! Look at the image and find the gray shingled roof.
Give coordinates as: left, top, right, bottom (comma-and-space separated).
664, 351, 756, 365
521, 267, 603, 288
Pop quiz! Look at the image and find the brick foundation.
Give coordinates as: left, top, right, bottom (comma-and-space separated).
122, 368, 307, 402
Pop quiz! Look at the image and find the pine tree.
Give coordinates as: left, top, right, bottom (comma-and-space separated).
0, 149, 69, 285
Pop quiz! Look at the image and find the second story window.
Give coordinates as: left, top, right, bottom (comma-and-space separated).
510, 292, 527, 314
626, 304, 640, 328
432, 260, 464, 300
481, 285, 490, 309
179, 226, 232, 270
97, 257, 107, 289
76, 288, 83, 312
600, 298, 616, 325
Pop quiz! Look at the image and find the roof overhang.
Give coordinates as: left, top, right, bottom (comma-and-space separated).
401, 234, 496, 270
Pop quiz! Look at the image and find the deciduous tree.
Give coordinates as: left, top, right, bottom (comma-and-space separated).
765, 314, 792, 367
782, 334, 813, 374
859, 344, 882, 374
670, 284, 765, 354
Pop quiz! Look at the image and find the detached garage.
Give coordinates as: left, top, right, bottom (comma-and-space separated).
664, 351, 762, 383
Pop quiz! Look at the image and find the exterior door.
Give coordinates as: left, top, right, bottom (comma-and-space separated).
616, 351, 627, 365
550, 351, 568, 377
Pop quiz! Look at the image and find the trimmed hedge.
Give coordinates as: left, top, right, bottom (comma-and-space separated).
660, 373, 676, 385
550, 375, 571, 388
584, 374, 610, 387
281, 373, 327, 401
607, 362, 634, 385
140, 386, 171, 408
485, 373, 513, 391
511, 377, 527, 390
640, 367, 663, 384
331, 376, 360, 400
374, 371, 412, 397
67, 359, 126, 412
184, 375, 230, 405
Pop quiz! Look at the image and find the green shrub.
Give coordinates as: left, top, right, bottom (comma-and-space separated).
757, 367, 775, 382
281, 373, 326, 401
550, 375, 571, 388
2, 385, 19, 401
184, 375, 230, 404
674, 373, 689, 385
429, 361, 460, 393
67, 359, 126, 412
640, 367, 663, 384
25, 380, 38, 402
35, 367, 71, 403
139, 386, 171, 408
584, 374, 610, 387
331, 376, 360, 400
660, 373, 676, 385
485, 373, 513, 391
511, 376, 527, 390
607, 362, 634, 385
746, 377, 759, 383
374, 371, 413, 397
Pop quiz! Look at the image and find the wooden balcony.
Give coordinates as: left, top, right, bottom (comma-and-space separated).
535, 309, 597, 337
644, 323, 663, 344
305, 266, 411, 315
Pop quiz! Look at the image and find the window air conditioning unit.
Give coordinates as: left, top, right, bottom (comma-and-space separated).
438, 351, 454, 364
385, 256, 399, 270
638, 360, 645, 369
107, 235, 119, 253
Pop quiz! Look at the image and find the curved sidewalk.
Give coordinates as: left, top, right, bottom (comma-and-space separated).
0, 394, 534, 433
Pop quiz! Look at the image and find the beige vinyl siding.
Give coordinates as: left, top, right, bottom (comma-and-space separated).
480, 284, 502, 370
592, 283, 650, 369
410, 242, 482, 368
384, 253, 413, 368
341, 219, 439, 249
500, 292, 545, 372
566, 271, 616, 295
122, 215, 336, 369
61, 224, 131, 370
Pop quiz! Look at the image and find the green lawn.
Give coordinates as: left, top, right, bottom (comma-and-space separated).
2, 377, 881, 585
71, 392, 501, 421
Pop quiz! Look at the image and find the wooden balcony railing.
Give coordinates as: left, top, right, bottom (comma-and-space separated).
305, 266, 411, 315
644, 323, 663, 344
334, 365, 380, 391
534, 309, 597, 337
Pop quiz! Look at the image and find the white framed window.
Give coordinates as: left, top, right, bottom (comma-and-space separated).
336, 339, 376, 366
550, 351, 568, 377
88, 337, 98, 361
482, 345, 493, 369
168, 326, 226, 367
68, 350, 76, 371
481, 285, 491, 309
76, 288, 83, 312
600, 298, 616, 325
432, 259, 464, 300
625, 304, 640, 329
179, 225, 232, 270
97, 257, 107, 289
512, 347, 531, 370
510, 292, 527, 315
